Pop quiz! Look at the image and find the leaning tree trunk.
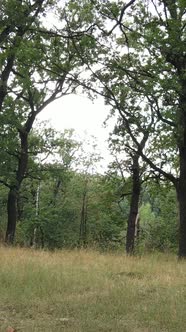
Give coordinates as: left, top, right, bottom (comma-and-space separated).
126, 155, 141, 255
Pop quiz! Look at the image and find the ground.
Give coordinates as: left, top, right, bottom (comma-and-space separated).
0, 247, 186, 331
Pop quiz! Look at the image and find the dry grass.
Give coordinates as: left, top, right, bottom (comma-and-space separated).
0, 246, 186, 331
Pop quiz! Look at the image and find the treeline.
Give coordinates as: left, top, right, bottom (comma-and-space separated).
0, 0, 185, 256
0, 129, 178, 252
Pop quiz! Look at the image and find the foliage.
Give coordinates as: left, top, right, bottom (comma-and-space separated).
140, 184, 178, 252
0, 0, 184, 254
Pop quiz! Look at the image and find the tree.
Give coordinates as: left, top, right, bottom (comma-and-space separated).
66, 0, 185, 257
140, 182, 178, 252
109, 112, 153, 254
0, 0, 95, 243
107, 0, 185, 257
0, 0, 50, 111
15, 128, 82, 247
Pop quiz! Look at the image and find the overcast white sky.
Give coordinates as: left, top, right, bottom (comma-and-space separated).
37, 94, 115, 172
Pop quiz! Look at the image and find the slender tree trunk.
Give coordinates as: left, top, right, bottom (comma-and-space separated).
126, 155, 140, 254
32, 182, 40, 248
79, 182, 88, 247
5, 188, 18, 244
53, 180, 61, 206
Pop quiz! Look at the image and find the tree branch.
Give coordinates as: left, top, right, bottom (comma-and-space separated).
0, 179, 11, 189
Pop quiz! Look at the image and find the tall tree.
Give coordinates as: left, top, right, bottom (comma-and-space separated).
108, 0, 185, 257
109, 116, 152, 254
66, 0, 185, 257
0, 0, 94, 243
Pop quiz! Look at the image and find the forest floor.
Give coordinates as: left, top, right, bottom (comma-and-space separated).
0, 247, 186, 332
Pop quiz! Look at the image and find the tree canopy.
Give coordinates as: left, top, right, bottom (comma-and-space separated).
0, 0, 185, 257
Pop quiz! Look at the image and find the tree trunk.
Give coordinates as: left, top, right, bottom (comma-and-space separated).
17, 192, 24, 222
126, 155, 140, 254
177, 73, 186, 258
177, 146, 186, 258
79, 182, 88, 247
32, 182, 40, 248
135, 213, 140, 245
5, 188, 18, 244
5, 130, 29, 244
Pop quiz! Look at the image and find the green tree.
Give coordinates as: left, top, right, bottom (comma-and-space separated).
17, 129, 82, 248
0, 0, 95, 243
109, 116, 153, 254
67, 0, 185, 257
140, 183, 178, 252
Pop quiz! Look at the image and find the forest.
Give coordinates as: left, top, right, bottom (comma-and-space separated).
0, 0, 185, 257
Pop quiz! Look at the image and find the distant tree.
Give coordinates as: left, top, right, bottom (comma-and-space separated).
140, 183, 178, 252
15, 129, 82, 247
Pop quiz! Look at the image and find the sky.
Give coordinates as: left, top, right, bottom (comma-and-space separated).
37, 94, 115, 172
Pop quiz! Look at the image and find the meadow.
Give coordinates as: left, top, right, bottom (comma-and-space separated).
0, 247, 186, 332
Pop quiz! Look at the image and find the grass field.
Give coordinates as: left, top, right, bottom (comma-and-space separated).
0, 247, 186, 332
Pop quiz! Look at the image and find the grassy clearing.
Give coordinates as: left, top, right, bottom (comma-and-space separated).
0, 247, 186, 331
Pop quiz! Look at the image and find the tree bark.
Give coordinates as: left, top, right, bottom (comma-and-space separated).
126, 155, 140, 254
5, 188, 18, 244
5, 130, 29, 244
135, 213, 140, 245
176, 66, 186, 257
178, 172, 186, 259
177, 97, 186, 258
17, 192, 24, 222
